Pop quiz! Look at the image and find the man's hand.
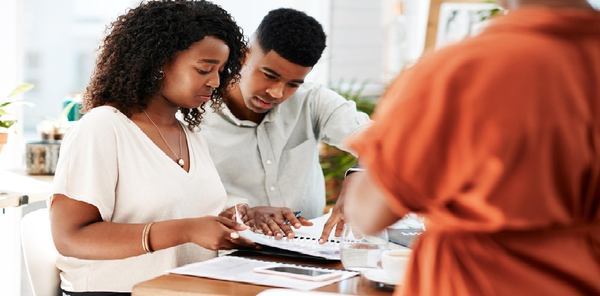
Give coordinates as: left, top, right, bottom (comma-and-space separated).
319, 172, 361, 244
246, 206, 312, 239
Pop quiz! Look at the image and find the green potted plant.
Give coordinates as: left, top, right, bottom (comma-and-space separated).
320, 80, 376, 207
0, 83, 34, 152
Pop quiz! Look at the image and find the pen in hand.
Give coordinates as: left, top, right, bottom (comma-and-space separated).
293, 211, 302, 219
230, 204, 244, 239
285, 211, 303, 229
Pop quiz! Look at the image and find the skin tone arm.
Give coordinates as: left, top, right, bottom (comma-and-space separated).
317, 172, 360, 244
51, 194, 254, 260
344, 170, 409, 235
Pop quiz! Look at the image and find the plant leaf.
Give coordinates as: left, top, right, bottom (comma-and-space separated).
0, 101, 34, 108
7, 83, 34, 98
0, 120, 15, 129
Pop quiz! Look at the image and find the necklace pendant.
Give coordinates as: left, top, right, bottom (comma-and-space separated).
177, 158, 185, 167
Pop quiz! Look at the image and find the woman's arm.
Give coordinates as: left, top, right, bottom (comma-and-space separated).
50, 194, 251, 260
344, 171, 408, 234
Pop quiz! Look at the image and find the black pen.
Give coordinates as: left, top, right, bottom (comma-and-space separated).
284, 211, 303, 227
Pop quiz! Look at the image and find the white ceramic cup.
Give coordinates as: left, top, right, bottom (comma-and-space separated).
381, 248, 411, 283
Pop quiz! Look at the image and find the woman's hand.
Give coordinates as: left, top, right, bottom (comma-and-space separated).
219, 204, 250, 224
186, 216, 254, 250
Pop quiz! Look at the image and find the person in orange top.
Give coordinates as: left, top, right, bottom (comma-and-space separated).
344, 0, 600, 295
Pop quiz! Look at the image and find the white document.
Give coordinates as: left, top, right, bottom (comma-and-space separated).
389, 213, 425, 230
169, 256, 358, 291
294, 212, 339, 239
238, 212, 341, 260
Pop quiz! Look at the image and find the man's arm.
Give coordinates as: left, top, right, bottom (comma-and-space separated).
313, 86, 371, 154
312, 86, 372, 242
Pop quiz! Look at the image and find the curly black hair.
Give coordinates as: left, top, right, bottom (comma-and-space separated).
84, 0, 246, 130
255, 8, 326, 67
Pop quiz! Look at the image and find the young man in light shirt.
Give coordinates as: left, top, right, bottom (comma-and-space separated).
202, 8, 369, 242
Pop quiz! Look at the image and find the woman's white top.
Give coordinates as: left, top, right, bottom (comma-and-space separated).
52, 106, 227, 292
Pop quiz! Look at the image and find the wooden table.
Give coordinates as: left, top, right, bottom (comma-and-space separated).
133, 253, 395, 296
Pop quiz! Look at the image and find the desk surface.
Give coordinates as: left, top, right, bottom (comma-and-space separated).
133, 254, 395, 296
0, 169, 53, 208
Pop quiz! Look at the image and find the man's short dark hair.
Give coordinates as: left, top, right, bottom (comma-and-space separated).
255, 8, 326, 67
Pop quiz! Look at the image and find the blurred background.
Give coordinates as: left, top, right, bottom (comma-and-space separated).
1, 0, 435, 203
2, 0, 599, 139
2, 0, 433, 136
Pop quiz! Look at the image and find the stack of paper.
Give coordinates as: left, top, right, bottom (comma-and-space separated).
238, 212, 341, 260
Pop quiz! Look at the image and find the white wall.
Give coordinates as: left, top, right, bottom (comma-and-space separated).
0, 0, 22, 96
0, 1, 24, 294
22, 0, 138, 134
327, 0, 431, 96
328, 0, 384, 86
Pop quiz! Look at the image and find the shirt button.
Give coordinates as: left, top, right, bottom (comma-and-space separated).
269, 186, 276, 192
266, 160, 272, 165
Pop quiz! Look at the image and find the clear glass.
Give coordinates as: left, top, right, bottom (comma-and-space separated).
340, 225, 389, 271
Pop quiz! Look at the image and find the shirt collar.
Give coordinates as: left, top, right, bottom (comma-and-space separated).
218, 101, 282, 126
262, 103, 281, 123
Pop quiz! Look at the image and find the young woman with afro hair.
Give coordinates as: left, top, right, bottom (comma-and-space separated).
50, 1, 254, 294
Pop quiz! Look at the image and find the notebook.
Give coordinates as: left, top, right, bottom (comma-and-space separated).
238, 212, 341, 261
237, 211, 425, 260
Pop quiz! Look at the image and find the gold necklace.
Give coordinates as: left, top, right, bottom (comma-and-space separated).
143, 110, 185, 167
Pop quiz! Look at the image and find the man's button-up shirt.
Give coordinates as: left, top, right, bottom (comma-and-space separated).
199, 83, 370, 218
